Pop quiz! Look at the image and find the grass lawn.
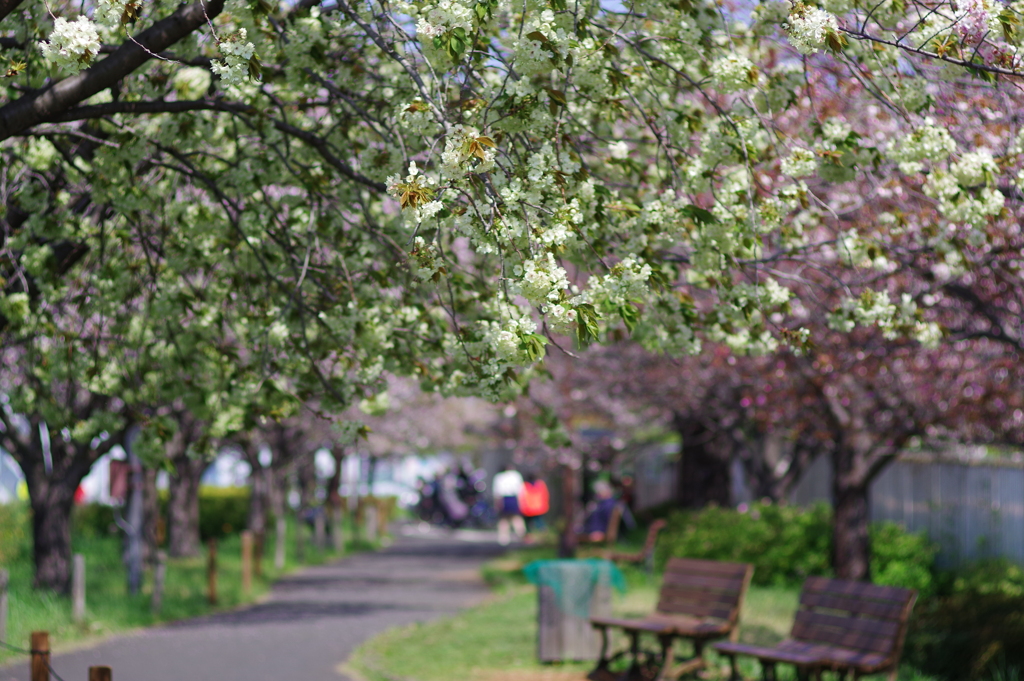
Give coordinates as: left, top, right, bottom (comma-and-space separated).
349, 543, 937, 681
0, 510, 369, 666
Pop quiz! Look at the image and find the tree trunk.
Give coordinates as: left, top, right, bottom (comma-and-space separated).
833, 484, 871, 581
29, 483, 77, 593
142, 467, 160, 565
167, 455, 205, 557
248, 460, 269, 536
10, 421, 116, 593
831, 440, 872, 581
674, 413, 731, 508
1, 401, 128, 593
20, 439, 99, 593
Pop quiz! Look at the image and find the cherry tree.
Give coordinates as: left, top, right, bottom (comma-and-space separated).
3, 0, 1024, 588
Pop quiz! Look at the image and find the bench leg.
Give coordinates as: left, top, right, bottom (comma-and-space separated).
760, 661, 777, 681
587, 626, 613, 681
724, 654, 741, 681
672, 639, 707, 678
653, 635, 676, 681
617, 630, 644, 681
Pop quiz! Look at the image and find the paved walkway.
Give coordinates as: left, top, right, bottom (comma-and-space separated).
0, 525, 507, 681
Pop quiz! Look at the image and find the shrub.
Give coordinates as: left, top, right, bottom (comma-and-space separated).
0, 503, 29, 563
870, 521, 937, 598
907, 562, 1024, 680
655, 502, 832, 586
197, 486, 250, 540
72, 503, 118, 538
656, 503, 937, 590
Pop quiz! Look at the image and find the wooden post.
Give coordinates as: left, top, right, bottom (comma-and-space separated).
240, 531, 253, 594
30, 631, 50, 681
206, 539, 218, 606
254, 531, 264, 579
364, 503, 378, 543
330, 504, 344, 554
274, 517, 286, 570
313, 510, 326, 549
0, 569, 8, 646
295, 513, 305, 563
88, 667, 112, 681
151, 551, 167, 614
72, 554, 86, 624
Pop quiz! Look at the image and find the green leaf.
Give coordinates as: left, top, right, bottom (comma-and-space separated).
574, 303, 600, 347
247, 54, 263, 82
618, 303, 640, 334
680, 204, 718, 225
519, 332, 548, 361
547, 89, 567, 105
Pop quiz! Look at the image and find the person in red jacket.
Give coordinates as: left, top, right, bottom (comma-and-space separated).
518, 472, 549, 542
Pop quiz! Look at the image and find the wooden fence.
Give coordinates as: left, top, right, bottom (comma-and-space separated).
630, 442, 1024, 568
790, 453, 1024, 568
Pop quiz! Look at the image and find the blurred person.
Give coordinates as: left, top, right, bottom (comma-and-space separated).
439, 468, 469, 526
518, 472, 550, 542
582, 480, 619, 542
493, 464, 526, 545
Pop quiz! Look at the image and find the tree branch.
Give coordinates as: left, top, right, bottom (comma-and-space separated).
0, 0, 24, 23
0, 0, 226, 141
36, 97, 387, 192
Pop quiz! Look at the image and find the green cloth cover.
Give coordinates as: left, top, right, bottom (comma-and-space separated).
523, 558, 626, 618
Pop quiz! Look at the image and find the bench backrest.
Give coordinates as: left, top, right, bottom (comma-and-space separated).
605, 503, 624, 546
792, 577, 917, 664
641, 519, 667, 559
656, 557, 754, 626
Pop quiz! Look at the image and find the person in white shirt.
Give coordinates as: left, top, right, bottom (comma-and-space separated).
492, 464, 526, 545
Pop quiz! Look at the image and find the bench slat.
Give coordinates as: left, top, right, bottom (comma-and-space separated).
803, 576, 913, 604
657, 598, 734, 620
661, 571, 748, 591
658, 584, 742, 604
800, 591, 908, 620
792, 612, 900, 654
665, 557, 751, 578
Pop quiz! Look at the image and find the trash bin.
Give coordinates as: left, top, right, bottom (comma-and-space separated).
524, 559, 626, 662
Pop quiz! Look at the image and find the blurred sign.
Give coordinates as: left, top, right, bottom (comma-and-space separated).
109, 460, 130, 503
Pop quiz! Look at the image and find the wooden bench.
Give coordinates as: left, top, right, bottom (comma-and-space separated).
605, 519, 667, 572
588, 557, 754, 681
713, 576, 917, 681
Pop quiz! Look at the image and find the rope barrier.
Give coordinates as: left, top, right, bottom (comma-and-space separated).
0, 637, 71, 681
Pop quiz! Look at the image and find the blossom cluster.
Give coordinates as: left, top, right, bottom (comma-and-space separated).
785, 4, 839, 54
512, 253, 570, 306
211, 29, 258, 87
39, 16, 101, 75
710, 54, 758, 93
887, 121, 957, 174
440, 125, 496, 176
96, 0, 134, 27
415, 0, 474, 40
780, 147, 817, 178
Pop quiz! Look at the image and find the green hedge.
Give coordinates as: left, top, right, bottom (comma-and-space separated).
0, 503, 29, 563
71, 486, 251, 543
193, 486, 250, 540
654, 502, 937, 593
